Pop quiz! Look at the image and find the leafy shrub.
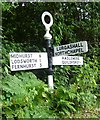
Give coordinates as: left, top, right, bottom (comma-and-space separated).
47, 86, 76, 117
53, 54, 98, 112
1, 2, 100, 118
1, 72, 55, 118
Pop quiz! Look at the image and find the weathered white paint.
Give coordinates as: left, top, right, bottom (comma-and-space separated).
48, 75, 54, 89
41, 11, 53, 40
54, 41, 88, 56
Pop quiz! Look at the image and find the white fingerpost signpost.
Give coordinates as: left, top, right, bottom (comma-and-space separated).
9, 11, 88, 89
41, 11, 54, 89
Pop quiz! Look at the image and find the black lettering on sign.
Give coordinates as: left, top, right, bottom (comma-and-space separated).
12, 64, 37, 70
39, 54, 41, 58
11, 58, 37, 64
39, 59, 41, 62
39, 54, 42, 67
10, 53, 33, 58
40, 63, 42, 67
80, 43, 83, 47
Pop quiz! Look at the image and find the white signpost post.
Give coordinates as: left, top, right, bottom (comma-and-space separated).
10, 52, 48, 71
9, 11, 88, 89
54, 41, 88, 56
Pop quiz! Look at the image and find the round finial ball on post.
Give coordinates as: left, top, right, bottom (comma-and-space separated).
41, 11, 53, 40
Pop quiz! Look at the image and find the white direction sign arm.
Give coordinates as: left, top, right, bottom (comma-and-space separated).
54, 41, 88, 56
53, 56, 83, 65
10, 52, 48, 71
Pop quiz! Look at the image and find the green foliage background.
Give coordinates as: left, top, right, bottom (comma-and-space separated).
1, 2, 100, 119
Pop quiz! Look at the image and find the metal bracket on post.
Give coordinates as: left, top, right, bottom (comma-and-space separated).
41, 11, 54, 89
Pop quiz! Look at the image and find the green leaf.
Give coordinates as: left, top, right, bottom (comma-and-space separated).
62, 108, 70, 116
4, 66, 8, 75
